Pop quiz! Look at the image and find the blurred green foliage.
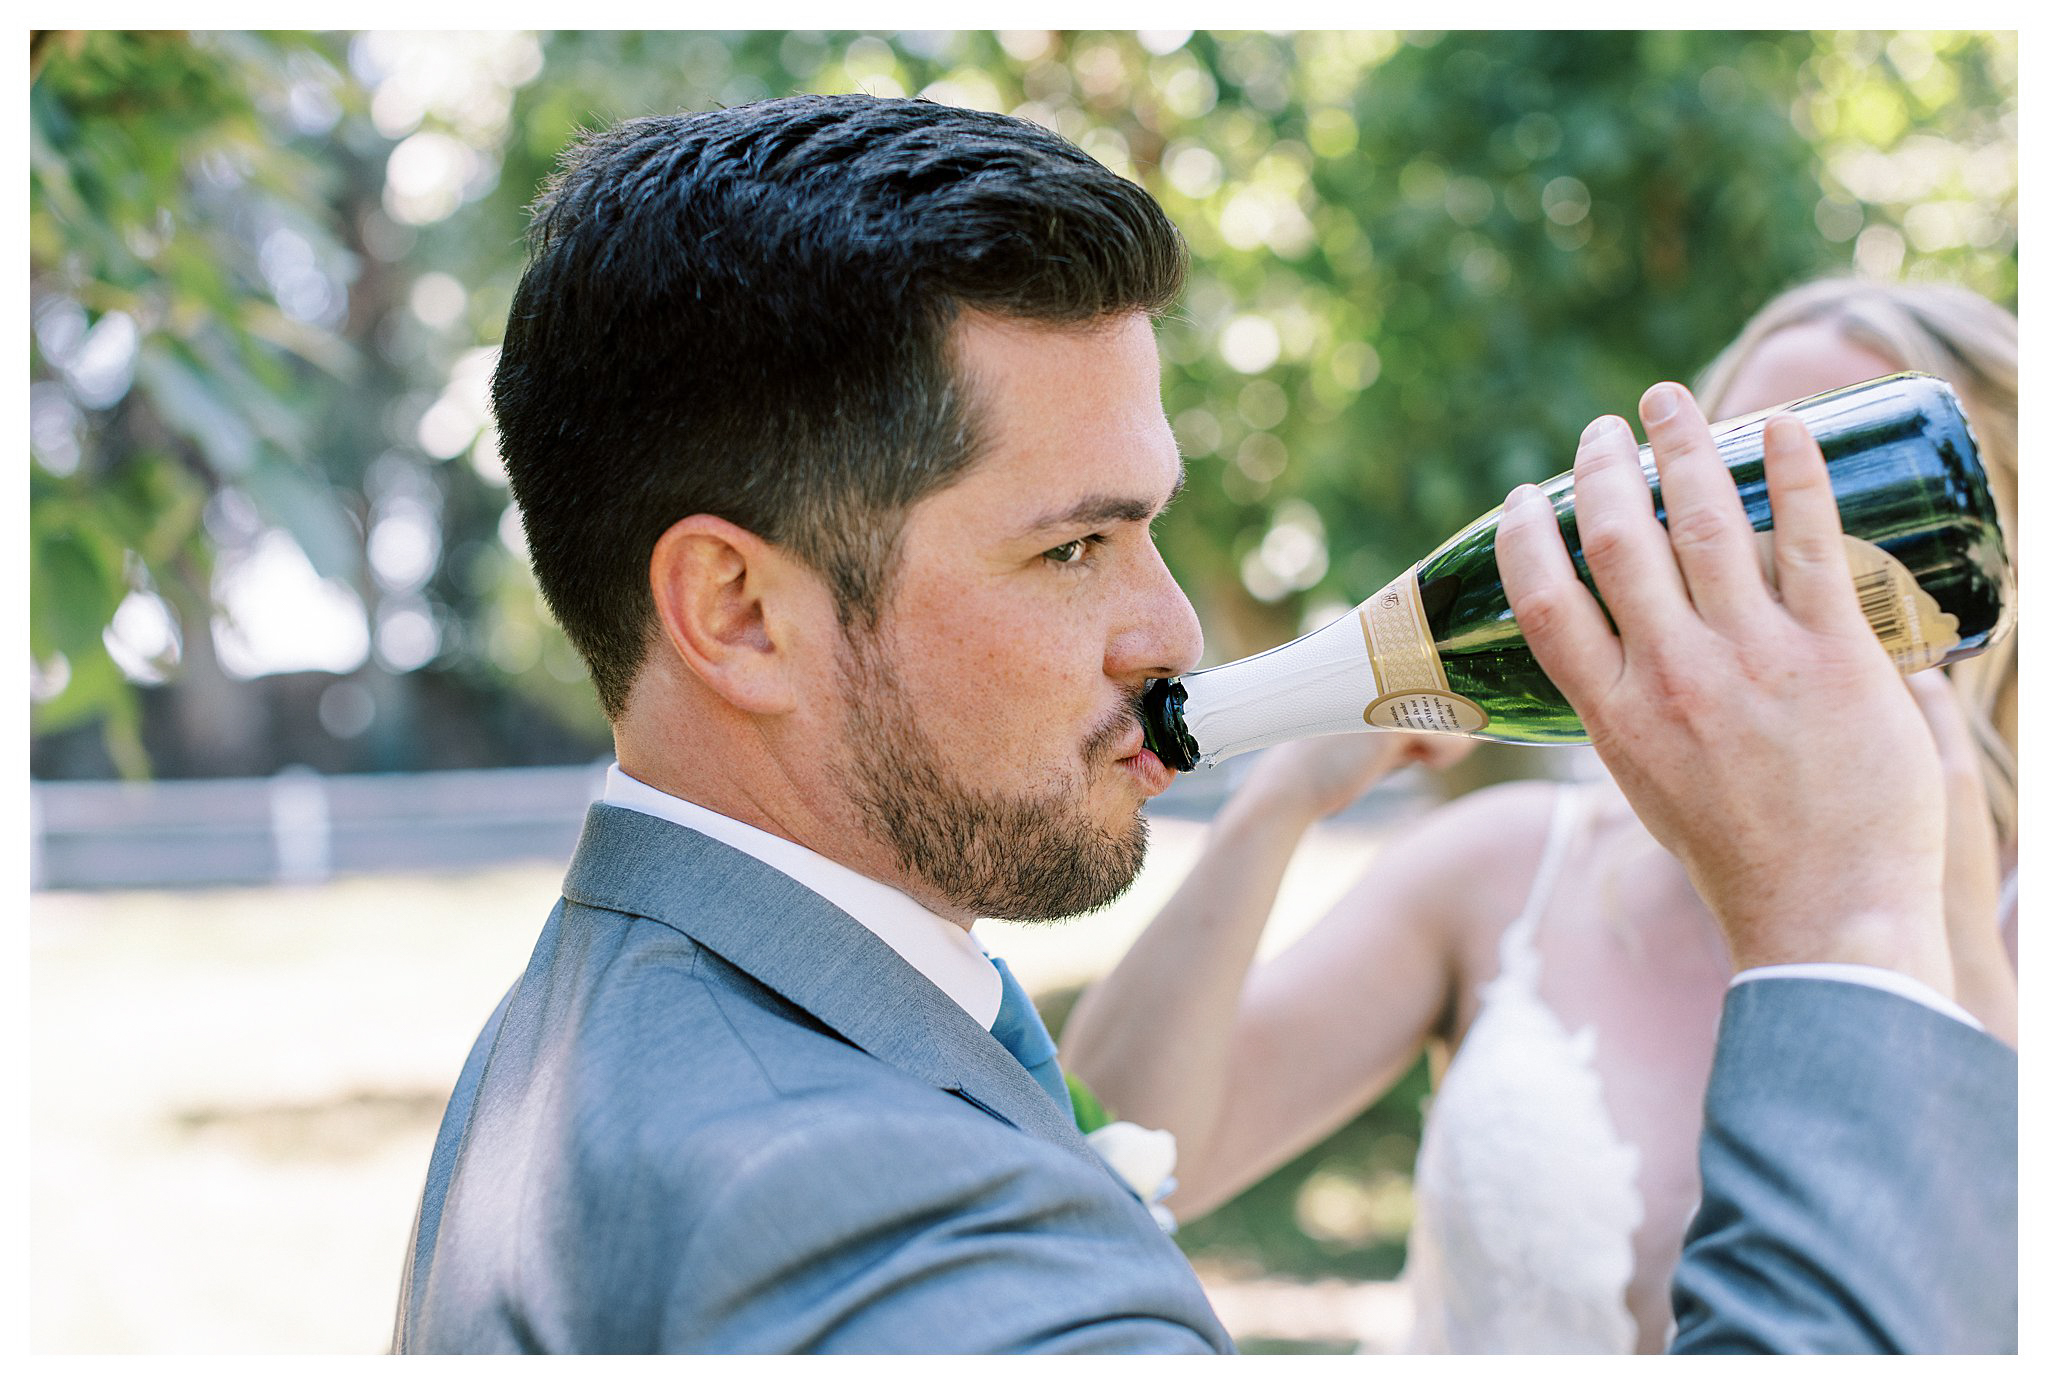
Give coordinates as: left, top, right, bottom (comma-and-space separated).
1172, 1057, 1435, 1283
30, 29, 2017, 774
31, 31, 366, 772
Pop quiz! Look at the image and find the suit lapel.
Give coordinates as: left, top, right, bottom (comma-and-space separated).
560, 804, 1095, 1160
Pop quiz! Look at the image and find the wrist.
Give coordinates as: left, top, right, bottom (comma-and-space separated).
1235, 749, 1406, 827
1725, 907, 1955, 1001
1214, 783, 1322, 841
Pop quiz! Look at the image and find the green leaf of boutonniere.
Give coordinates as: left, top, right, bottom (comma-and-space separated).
1066, 1072, 1116, 1134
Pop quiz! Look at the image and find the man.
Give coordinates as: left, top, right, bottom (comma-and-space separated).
395, 95, 2014, 1353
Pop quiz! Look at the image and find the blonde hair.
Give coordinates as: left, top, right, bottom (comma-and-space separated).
1694, 276, 2017, 841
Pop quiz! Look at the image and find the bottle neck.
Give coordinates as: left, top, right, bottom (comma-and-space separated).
1172, 599, 1384, 767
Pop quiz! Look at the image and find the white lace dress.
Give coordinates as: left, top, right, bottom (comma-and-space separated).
1400, 786, 1648, 1353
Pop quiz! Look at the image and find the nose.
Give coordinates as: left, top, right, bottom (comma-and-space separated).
1109, 539, 1205, 681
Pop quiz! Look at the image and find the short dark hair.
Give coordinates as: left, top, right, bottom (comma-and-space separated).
492, 94, 1188, 719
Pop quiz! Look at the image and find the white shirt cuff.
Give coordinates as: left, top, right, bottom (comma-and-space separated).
1730, 963, 1984, 1032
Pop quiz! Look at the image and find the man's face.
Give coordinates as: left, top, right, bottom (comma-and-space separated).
828, 312, 1203, 922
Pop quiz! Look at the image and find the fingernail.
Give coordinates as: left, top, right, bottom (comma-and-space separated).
1580, 415, 1623, 446
1641, 383, 1681, 424
1505, 483, 1543, 513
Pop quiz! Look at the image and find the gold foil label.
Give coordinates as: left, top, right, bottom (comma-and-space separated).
1755, 533, 1960, 673
1358, 568, 1490, 733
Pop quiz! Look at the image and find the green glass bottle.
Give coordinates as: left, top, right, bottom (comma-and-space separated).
1142, 373, 2013, 770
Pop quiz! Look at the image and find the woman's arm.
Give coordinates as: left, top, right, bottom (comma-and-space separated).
1164, 778, 1559, 1214
1061, 734, 1549, 1219
1906, 670, 2018, 1046
1062, 733, 1459, 1156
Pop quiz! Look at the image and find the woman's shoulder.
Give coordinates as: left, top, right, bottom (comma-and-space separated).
1412, 775, 1571, 849
1387, 776, 1602, 932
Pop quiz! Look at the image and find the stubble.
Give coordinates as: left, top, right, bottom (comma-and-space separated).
831, 634, 1150, 922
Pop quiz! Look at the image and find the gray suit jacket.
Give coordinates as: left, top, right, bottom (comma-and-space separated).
398, 806, 2017, 1353
1672, 977, 2016, 1352
396, 804, 1232, 1352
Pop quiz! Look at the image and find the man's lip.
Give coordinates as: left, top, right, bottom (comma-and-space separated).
1118, 743, 1176, 796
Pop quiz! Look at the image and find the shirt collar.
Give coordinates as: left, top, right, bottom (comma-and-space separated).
601, 764, 1002, 1030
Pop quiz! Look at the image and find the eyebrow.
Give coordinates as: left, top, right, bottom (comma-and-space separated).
1023, 463, 1187, 534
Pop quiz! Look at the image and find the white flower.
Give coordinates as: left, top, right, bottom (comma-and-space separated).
1085, 1121, 1180, 1233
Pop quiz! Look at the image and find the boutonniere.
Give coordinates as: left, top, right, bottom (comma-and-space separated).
1067, 1074, 1179, 1234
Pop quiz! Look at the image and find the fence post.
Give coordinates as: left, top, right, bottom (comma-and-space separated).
269, 765, 332, 884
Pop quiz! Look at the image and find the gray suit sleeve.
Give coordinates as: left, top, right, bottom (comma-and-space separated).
661, 1101, 1230, 1353
1672, 978, 2017, 1353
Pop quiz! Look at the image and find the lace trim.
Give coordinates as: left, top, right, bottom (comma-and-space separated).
1402, 784, 1647, 1353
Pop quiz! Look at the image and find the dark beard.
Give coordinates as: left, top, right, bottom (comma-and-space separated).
830, 634, 1150, 922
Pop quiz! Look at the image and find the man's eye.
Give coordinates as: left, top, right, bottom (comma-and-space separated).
1044, 538, 1089, 565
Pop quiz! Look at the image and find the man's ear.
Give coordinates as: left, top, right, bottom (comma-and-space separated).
647, 515, 826, 715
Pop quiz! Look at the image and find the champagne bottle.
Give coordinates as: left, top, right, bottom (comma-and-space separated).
1141, 373, 2013, 769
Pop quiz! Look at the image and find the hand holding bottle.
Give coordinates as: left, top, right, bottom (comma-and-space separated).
1495, 383, 1951, 996
1142, 373, 2011, 768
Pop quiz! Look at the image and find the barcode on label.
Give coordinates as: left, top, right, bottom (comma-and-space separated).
1855, 566, 1909, 647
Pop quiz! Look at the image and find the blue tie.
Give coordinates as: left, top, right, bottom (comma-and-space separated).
988, 956, 1075, 1123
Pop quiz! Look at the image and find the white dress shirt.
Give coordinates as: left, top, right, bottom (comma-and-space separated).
603, 765, 1003, 1030
1732, 962, 1982, 1031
